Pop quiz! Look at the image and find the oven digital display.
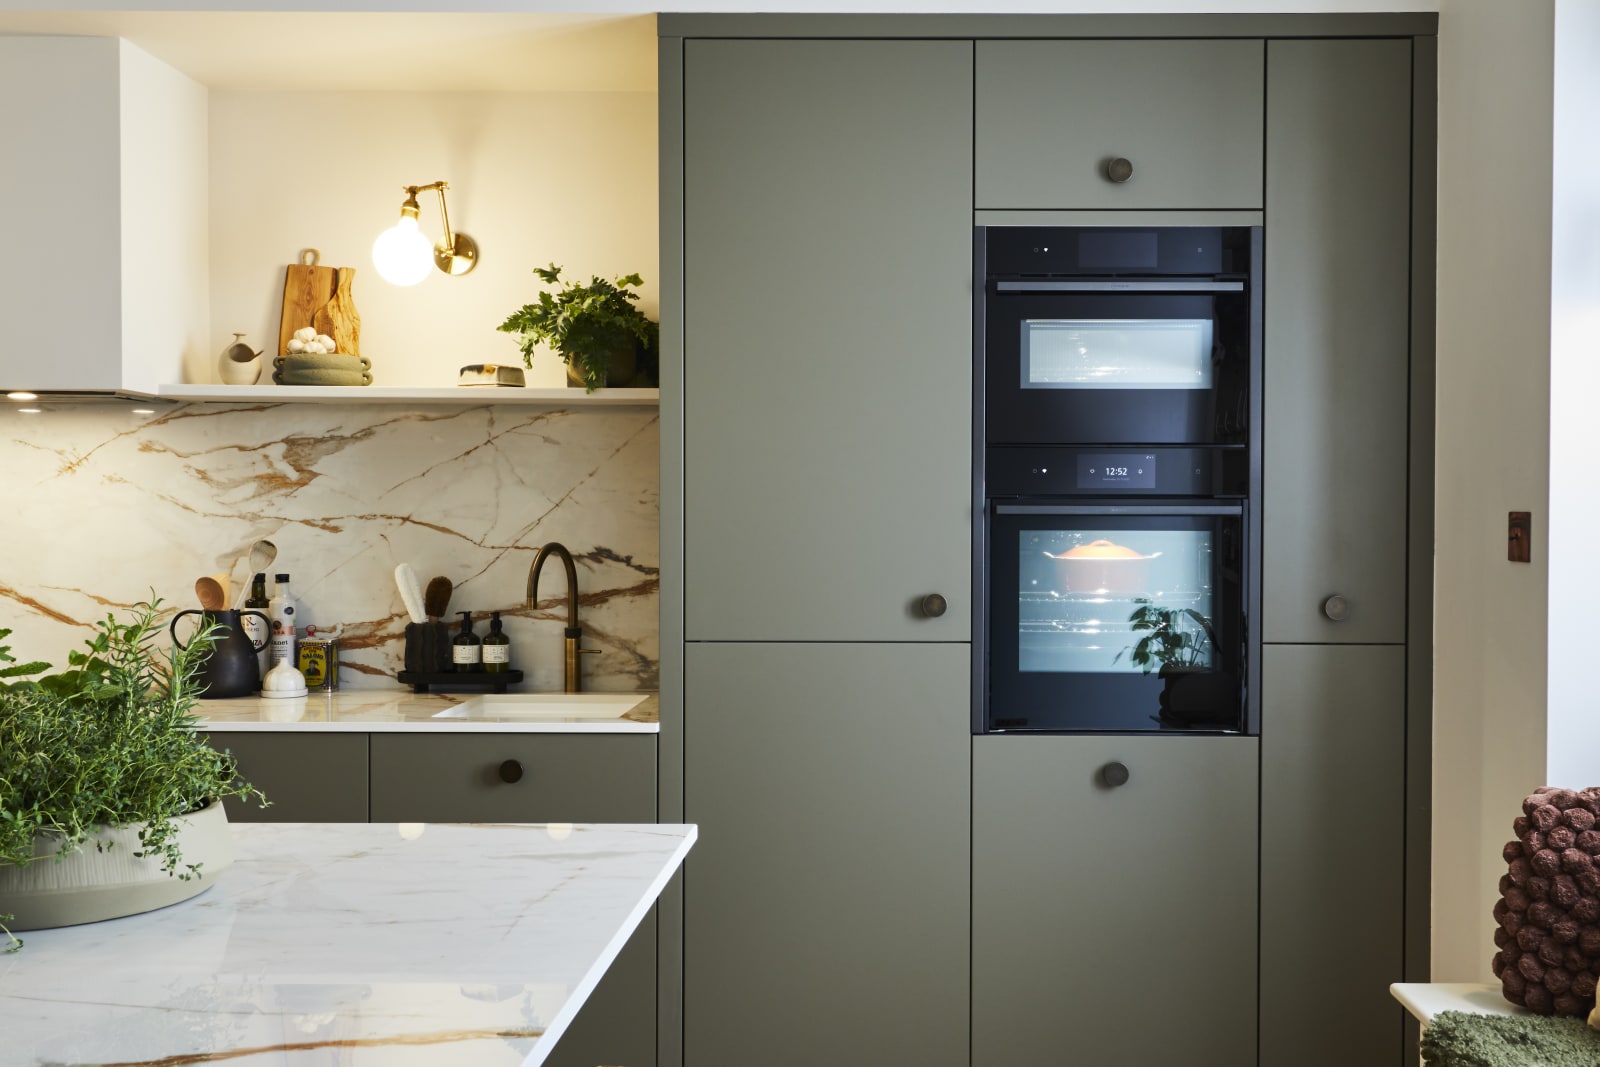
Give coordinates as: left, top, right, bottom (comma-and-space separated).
1078, 453, 1156, 489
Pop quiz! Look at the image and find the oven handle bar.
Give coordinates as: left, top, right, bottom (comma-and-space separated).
995, 503, 1244, 517
993, 280, 1245, 293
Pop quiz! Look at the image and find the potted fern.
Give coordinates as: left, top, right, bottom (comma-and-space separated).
0, 601, 263, 950
498, 264, 660, 392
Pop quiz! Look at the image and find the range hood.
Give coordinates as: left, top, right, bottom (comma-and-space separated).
2, 390, 175, 407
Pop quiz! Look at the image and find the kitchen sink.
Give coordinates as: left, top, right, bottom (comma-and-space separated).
431, 692, 649, 721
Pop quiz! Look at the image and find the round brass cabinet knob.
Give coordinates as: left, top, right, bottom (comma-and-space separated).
1101, 762, 1131, 788
498, 759, 524, 784
920, 593, 948, 618
1105, 157, 1134, 184
1322, 595, 1351, 622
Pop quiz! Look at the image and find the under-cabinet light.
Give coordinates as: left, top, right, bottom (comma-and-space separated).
6, 391, 37, 401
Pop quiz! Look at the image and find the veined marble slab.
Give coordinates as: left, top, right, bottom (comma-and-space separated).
195, 690, 660, 733
0, 401, 658, 692
0, 822, 696, 1067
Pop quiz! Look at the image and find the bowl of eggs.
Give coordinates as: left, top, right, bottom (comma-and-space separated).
274, 328, 372, 386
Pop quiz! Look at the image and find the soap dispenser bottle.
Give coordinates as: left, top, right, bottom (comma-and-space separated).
452, 610, 482, 672
482, 611, 511, 674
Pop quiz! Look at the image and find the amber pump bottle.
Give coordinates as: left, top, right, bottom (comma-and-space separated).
482, 611, 511, 673
452, 610, 482, 672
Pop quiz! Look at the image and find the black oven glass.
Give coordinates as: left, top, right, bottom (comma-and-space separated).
1021, 318, 1214, 391
988, 290, 1249, 445
983, 226, 1256, 447
987, 504, 1246, 733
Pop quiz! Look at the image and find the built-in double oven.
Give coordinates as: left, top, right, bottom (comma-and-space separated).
975, 226, 1262, 735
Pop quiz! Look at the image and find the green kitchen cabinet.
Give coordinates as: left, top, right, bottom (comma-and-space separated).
975, 39, 1265, 210
681, 37, 973, 644
973, 734, 1259, 1066
683, 642, 971, 1067
1262, 37, 1413, 645
1260, 644, 1407, 1067
368, 732, 659, 1067
367, 733, 655, 823
212, 728, 659, 1067
206, 731, 368, 822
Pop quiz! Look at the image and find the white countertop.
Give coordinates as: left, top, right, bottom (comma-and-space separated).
1390, 982, 1521, 1024
194, 690, 660, 733
1, 821, 696, 1067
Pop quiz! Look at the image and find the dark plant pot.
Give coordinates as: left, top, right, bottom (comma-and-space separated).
1157, 666, 1238, 725
566, 341, 638, 390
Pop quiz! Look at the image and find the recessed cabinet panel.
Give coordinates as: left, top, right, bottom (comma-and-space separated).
1261, 644, 1405, 1067
685, 643, 970, 1066
368, 734, 654, 823
973, 734, 1258, 1066
1263, 38, 1411, 644
0, 36, 121, 391
683, 39, 972, 642
975, 39, 1265, 210
206, 731, 367, 823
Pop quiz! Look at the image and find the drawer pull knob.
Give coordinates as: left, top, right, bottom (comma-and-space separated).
1322, 594, 1350, 622
498, 759, 524, 784
1101, 761, 1130, 788
920, 593, 948, 618
1105, 157, 1134, 184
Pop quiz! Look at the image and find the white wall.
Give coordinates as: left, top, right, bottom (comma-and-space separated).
1432, 0, 1554, 982
119, 39, 209, 392
1546, 0, 1600, 788
206, 90, 658, 388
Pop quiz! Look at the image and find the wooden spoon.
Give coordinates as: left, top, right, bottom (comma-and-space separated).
424, 576, 453, 623
196, 576, 227, 612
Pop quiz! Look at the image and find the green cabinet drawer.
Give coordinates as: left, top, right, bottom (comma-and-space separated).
368, 733, 655, 824
973, 734, 1259, 1065
206, 731, 368, 823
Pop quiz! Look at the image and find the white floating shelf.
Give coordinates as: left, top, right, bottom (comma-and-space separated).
154, 385, 659, 406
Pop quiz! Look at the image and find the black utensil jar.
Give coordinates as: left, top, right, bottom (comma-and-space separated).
169, 608, 271, 698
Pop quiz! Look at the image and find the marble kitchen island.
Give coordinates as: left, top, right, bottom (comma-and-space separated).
0, 821, 695, 1066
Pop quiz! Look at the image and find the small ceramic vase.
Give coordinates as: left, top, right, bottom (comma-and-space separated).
219, 333, 263, 385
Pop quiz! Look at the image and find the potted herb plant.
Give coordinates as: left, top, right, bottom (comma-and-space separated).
0, 601, 263, 950
498, 264, 660, 392
1115, 599, 1235, 726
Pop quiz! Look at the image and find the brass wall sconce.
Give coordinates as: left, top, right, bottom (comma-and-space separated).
371, 181, 478, 286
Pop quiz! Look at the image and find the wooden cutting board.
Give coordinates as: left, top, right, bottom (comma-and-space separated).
278, 249, 337, 358
313, 267, 362, 359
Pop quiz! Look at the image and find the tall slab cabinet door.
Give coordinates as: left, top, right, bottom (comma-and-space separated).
1260, 645, 1406, 1067
1263, 38, 1412, 644
973, 735, 1259, 1067
684, 644, 970, 1067
682, 39, 972, 643
975, 39, 1264, 210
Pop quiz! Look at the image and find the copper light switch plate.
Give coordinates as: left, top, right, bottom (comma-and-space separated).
1509, 511, 1531, 563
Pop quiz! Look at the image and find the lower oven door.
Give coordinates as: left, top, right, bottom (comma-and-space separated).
986, 500, 1247, 733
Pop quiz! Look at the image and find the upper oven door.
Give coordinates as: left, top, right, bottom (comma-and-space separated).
984, 281, 1252, 446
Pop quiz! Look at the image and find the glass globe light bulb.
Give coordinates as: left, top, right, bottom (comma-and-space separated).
372, 215, 434, 286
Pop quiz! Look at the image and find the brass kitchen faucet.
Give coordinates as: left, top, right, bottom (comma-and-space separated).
525, 542, 599, 692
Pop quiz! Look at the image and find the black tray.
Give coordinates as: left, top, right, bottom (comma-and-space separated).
397, 669, 523, 694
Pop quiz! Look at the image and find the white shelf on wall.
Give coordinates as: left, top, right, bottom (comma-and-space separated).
154, 385, 659, 406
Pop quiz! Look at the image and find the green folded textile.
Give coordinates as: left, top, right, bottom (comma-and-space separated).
1423, 1010, 1600, 1066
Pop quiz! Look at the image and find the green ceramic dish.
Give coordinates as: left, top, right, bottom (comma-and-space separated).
273, 353, 372, 386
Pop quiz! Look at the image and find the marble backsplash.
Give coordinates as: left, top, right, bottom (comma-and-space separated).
1, 401, 658, 692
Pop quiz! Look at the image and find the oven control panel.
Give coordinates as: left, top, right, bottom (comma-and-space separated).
987, 446, 1246, 497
